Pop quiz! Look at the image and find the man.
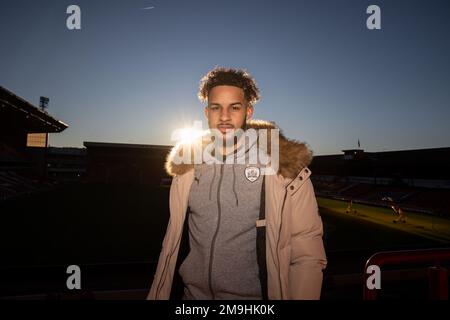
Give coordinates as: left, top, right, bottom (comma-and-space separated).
392, 205, 407, 223
147, 67, 327, 300
346, 198, 357, 215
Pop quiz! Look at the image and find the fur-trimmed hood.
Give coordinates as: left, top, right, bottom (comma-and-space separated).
165, 119, 313, 179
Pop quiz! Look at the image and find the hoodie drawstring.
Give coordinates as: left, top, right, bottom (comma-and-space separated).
209, 164, 216, 201
232, 165, 239, 206
208, 164, 238, 206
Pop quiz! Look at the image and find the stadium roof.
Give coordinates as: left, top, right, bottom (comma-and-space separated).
83, 141, 172, 150
0, 86, 68, 133
311, 146, 450, 180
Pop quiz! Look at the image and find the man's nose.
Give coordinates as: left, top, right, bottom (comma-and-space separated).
220, 108, 230, 121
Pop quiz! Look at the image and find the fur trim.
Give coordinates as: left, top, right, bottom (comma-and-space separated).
165, 119, 313, 179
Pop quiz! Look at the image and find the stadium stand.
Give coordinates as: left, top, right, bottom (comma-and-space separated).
0, 86, 68, 200
310, 147, 450, 217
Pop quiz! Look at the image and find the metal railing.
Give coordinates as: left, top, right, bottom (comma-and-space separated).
363, 248, 450, 300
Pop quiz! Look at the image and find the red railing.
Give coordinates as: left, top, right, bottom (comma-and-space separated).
363, 248, 450, 300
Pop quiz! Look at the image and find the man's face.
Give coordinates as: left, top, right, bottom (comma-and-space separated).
204, 85, 254, 135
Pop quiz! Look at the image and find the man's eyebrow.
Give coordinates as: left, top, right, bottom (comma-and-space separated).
209, 102, 243, 106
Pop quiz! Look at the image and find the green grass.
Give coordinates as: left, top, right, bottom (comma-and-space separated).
318, 197, 450, 244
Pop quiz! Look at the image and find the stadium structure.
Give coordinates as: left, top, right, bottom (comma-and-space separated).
1, 86, 449, 300
0, 86, 70, 200
310, 147, 450, 217
83, 142, 171, 186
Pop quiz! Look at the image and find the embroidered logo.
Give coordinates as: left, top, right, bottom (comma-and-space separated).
244, 166, 260, 182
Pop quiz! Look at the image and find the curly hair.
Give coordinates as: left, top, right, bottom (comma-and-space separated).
198, 67, 260, 105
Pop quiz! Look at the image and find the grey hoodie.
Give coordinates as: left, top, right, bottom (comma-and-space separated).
179, 134, 266, 299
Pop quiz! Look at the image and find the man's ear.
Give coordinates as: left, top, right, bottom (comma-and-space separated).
204, 105, 209, 119
246, 104, 254, 119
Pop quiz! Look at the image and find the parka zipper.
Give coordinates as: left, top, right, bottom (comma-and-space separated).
277, 190, 288, 300
208, 164, 224, 299
276, 178, 296, 299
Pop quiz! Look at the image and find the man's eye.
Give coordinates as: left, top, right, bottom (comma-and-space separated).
210, 106, 219, 111
232, 106, 241, 111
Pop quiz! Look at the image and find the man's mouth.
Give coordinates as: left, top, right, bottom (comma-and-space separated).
217, 124, 234, 133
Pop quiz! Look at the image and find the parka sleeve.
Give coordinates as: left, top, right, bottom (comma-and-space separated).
288, 175, 327, 300
147, 176, 179, 300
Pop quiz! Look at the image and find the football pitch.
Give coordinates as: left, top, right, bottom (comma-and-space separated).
317, 197, 450, 244
0, 184, 449, 298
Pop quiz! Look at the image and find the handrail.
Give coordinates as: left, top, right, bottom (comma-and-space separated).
363, 248, 450, 300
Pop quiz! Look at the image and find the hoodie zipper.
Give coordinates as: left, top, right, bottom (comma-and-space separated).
208, 163, 224, 299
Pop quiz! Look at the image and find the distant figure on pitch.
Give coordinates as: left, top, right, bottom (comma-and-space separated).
392, 205, 407, 223
346, 199, 357, 215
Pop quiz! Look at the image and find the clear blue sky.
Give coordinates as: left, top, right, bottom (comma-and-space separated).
1, 0, 449, 155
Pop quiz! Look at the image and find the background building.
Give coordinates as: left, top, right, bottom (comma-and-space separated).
83, 142, 171, 186
0, 86, 68, 199
310, 147, 450, 216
